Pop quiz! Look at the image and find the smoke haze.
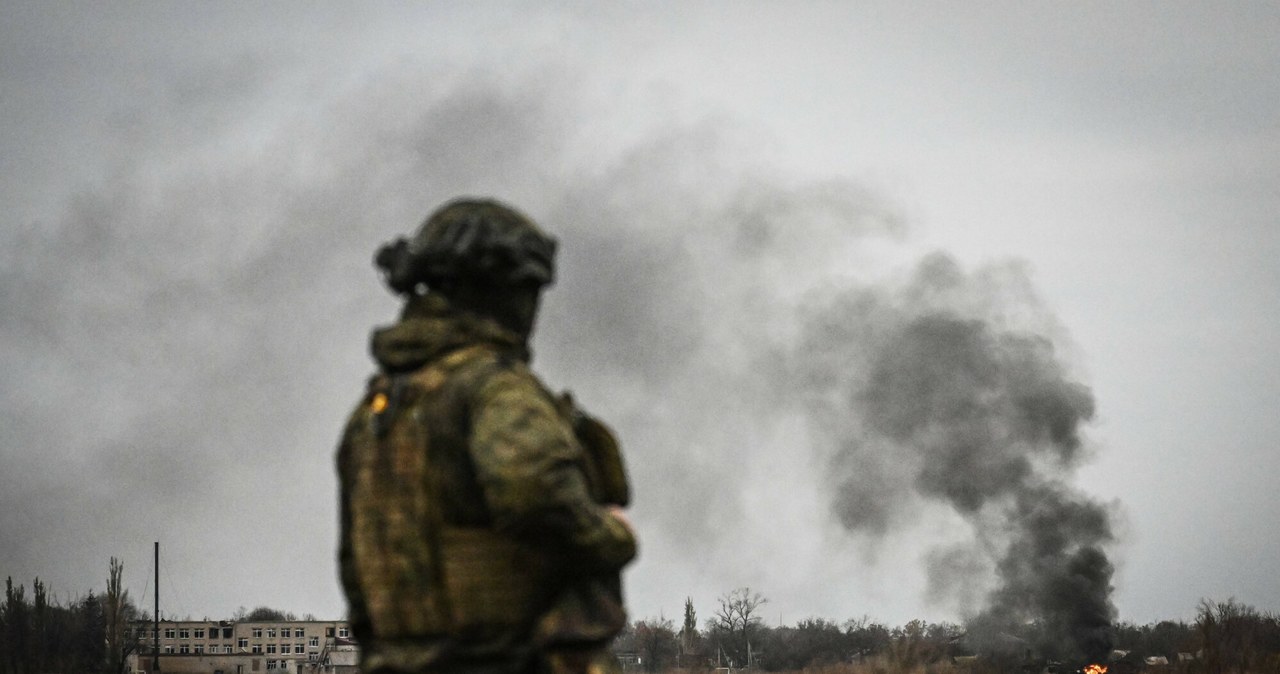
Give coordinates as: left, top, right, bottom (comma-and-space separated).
3, 58, 1009, 622
1, 58, 920, 620
5, 3, 1280, 631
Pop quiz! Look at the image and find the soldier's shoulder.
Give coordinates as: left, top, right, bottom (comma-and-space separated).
344, 348, 507, 419
461, 351, 555, 404
421, 345, 548, 402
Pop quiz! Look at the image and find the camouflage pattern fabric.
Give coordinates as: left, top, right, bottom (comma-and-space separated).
337, 293, 636, 674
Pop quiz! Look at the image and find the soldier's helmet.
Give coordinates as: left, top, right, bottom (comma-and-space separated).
376, 198, 557, 295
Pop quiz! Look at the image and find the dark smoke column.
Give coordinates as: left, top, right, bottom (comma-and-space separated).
792, 253, 1116, 663
979, 486, 1115, 663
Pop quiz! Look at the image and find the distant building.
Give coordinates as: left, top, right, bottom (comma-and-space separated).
128, 619, 358, 674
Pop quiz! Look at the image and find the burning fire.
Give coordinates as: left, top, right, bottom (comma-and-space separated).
1082, 665, 1108, 674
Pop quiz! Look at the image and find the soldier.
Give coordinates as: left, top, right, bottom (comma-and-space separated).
337, 198, 636, 674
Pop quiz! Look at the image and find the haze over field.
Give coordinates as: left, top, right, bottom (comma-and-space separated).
2, 2, 1278, 631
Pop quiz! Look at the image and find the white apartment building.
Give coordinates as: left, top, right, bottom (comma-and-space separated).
129, 619, 357, 674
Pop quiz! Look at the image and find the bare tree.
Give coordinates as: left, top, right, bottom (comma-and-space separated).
680, 597, 700, 658
709, 588, 767, 667
245, 607, 291, 622
634, 617, 679, 672
1196, 597, 1265, 674
4, 577, 31, 674
105, 558, 141, 674
32, 579, 48, 674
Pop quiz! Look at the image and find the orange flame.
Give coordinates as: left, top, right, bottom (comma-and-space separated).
1083, 665, 1108, 674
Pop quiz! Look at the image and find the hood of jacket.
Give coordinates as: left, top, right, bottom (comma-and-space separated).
370, 293, 529, 373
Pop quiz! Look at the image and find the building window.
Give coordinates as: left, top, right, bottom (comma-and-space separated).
252, 628, 263, 638
223, 627, 233, 639
195, 645, 204, 654
179, 645, 190, 654
165, 628, 176, 639
337, 627, 349, 638
325, 627, 334, 637
294, 644, 304, 654
253, 644, 263, 654
266, 661, 277, 670
195, 628, 205, 639
164, 646, 174, 654
308, 654, 318, 662
308, 637, 319, 648
267, 644, 277, 654
239, 638, 249, 649
179, 628, 190, 639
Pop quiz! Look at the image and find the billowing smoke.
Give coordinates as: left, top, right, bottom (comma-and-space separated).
791, 252, 1115, 662
540, 140, 1118, 659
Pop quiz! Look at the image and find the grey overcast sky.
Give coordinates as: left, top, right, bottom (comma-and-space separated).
2, 2, 1278, 628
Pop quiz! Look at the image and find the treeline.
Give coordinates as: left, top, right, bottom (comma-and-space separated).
615, 590, 1280, 674
2, 559, 141, 674
614, 612, 966, 673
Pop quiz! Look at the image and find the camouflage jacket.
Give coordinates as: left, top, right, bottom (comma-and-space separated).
337, 293, 636, 673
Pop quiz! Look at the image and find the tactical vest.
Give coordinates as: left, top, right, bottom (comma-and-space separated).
340, 345, 629, 641
343, 345, 556, 638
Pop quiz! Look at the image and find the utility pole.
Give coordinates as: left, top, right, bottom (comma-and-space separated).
153, 542, 160, 672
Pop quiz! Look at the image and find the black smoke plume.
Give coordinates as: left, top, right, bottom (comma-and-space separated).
792, 253, 1116, 663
